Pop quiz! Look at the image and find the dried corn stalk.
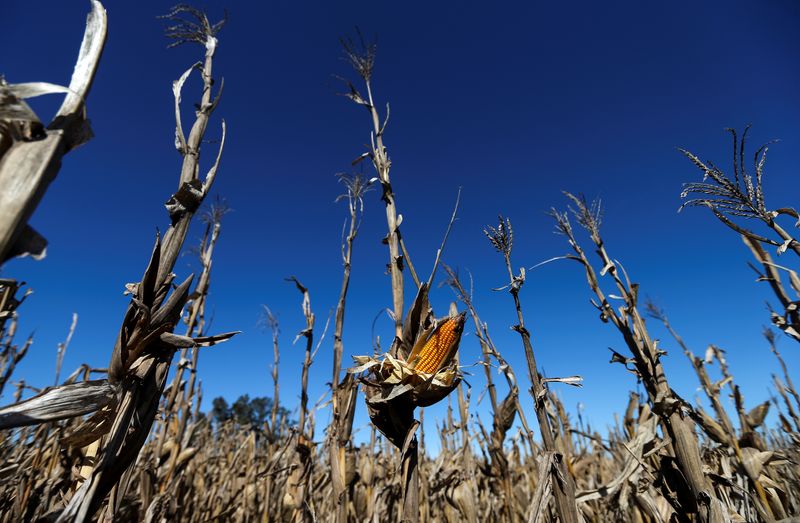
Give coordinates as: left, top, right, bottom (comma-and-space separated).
0, 1, 107, 264
351, 285, 466, 522
551, 194, 728, 523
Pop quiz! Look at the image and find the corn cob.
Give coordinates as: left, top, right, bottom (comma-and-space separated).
411, 313, 465, 374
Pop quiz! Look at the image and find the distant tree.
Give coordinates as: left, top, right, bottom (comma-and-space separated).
211, 397, 231, 423
250, 396, 270, 425
210, 394, 294, 431
231, 394, 253, 425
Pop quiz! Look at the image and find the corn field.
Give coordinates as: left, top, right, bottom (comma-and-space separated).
1, 3, 799, 522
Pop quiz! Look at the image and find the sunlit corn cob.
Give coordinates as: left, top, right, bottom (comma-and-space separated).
349, 288, 466, 446
409, 312, 465, 374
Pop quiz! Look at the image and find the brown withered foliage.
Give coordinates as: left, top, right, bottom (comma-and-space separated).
0, 6, 798, 523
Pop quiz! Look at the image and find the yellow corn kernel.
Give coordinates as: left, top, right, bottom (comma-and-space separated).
413, 315, 463, 374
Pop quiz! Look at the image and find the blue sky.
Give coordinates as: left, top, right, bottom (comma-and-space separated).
3, 1, 800, 448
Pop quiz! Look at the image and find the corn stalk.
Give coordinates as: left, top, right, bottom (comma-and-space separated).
54, 6, 236, 520
284, 277, 316, 522
551, 193, 727, 523
485, 216, 580, 523
330, 174, 369, 523
0, 1, 107, 264
680, 127, 800, 345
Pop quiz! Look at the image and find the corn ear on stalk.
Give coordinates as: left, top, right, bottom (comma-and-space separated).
408, 313, 466, 374
349, 286, 465, 447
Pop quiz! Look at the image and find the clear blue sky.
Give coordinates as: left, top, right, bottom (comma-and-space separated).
3, 1, 799, 447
